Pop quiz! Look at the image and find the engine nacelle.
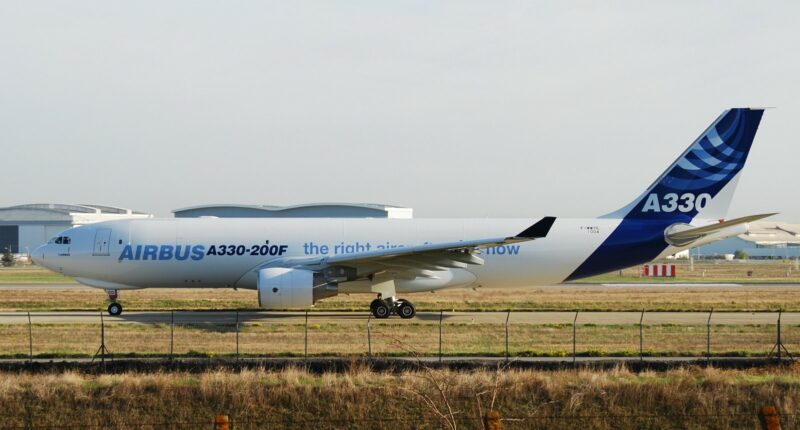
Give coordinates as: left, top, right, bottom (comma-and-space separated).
257, 268, 338, 309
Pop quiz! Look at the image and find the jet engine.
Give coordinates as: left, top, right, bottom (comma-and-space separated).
257, 267, 338, 308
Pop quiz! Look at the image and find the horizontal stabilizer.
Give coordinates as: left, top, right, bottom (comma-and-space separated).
665, 213, 777, 245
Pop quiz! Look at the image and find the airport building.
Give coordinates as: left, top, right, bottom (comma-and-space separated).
173, 203, 413, 219
691, 221, 800, 259
0, 204, 153, 255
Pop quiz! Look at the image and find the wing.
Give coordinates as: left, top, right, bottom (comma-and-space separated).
260, 216, 556, 280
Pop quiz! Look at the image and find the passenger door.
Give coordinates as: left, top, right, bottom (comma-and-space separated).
92, 228, 112, 256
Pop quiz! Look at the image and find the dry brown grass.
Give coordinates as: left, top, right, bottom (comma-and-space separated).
0, 365, 798, 429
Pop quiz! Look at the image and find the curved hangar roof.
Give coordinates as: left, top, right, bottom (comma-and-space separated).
0, 204, 152, 223
173, 203, 413, 219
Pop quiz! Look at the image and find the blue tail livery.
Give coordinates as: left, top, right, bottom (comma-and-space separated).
567, 108, 765, 280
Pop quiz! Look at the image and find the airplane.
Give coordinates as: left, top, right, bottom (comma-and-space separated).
32, 108, 773, 319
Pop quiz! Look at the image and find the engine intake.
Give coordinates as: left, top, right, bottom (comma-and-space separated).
257, 268, 338, 309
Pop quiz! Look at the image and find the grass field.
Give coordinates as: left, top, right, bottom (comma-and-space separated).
2, 265, 798, 430
1, 261, 800, 312
0, 266, 74, 283
0, 318, 795, 359
1, 365, 798, 429
2, 283, 800, 312
1, 262, 798, 359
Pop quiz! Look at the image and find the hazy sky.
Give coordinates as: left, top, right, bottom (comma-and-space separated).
1, 2, 798, 219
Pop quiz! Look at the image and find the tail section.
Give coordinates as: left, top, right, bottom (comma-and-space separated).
604, 108, 764, 222
567, 108, 766, 281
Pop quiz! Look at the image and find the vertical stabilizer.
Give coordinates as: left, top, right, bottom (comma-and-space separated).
568, 108, 766, 281
603, 108, 764, 222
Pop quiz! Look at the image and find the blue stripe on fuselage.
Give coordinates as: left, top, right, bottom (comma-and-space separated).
565, 218, 676, 281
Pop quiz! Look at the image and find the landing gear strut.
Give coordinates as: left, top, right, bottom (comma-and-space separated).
370, 295, 416, 319
106, 289, 123, 316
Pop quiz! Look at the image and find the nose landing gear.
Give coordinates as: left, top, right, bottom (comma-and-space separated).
106, 289, 123, 316
369, 295, 416, 319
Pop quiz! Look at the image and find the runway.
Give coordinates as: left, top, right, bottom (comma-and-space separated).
0, 310, 795, 325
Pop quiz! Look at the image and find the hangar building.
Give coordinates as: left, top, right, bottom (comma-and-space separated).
173, 203, 413, 219
0, 204, 153, 255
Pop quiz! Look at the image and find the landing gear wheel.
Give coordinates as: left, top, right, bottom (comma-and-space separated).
370, 299, 384, 313
372, 301, 391, 319
398, 301, 416, 319
107, 302, 123, 316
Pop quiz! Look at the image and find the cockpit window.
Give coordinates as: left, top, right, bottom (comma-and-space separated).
51, 236, 71, 245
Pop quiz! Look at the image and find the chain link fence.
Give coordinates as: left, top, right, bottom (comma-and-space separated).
0, 310, 796, 361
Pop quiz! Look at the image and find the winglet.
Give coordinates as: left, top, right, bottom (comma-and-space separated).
516, 216, 556, 239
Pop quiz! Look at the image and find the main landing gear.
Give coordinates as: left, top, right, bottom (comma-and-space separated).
106, 289, 123, 316
370, 295, 416, 319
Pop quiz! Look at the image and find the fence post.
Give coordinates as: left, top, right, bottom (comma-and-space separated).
367, 314, 372, 360
573, 311, 579, 365
100, 312, 104, 364
91, 312, 111, 364
439, 310, 443, 363
505, 310, 511, 362
758, 405, 781, 430
235, 311, 240, 360
777, 309, 782, 361
170, 310, 174, 361
483, 410, 502, 430
213, 415, 229, 430
27, 311, 32, 364
304, 310, 309, 361
768, 308, 794, 362
707, 309, 714, 364
639, 309, 645, 362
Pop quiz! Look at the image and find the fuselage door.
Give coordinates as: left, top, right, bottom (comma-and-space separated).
92, 228, 112, 256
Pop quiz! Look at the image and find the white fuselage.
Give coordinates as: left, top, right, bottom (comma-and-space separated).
31, 216, 696, 294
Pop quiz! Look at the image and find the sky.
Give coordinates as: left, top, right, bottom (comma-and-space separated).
1, 1, 798, 219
